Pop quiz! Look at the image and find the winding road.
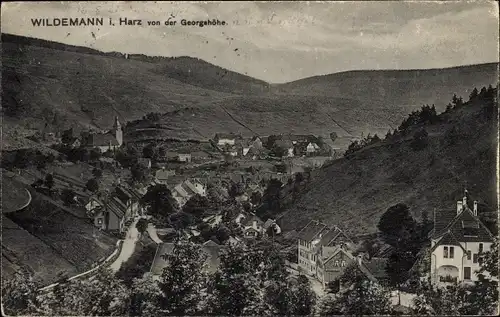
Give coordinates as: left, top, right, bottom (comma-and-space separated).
109, 218, 140, 272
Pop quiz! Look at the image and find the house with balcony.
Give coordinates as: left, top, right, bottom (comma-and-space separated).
429, 191, 495, 286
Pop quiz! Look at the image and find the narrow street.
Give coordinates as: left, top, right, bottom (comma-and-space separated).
146, 223, 163, 244
109, 218, 140, 272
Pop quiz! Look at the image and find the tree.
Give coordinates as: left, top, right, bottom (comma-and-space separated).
469, 87, 479, 101
34, 152, 47, 170
136, 218, 148, 234
290, 275, 317, 315
61, 128, 73, 145
183, 194, 211, 219
329, 132, 338, 143
411, 128, 429, 150
250, 190, 262, 206
85, 178, 99, 193
169, 211, 195, 230
1, 272, 41, 316
41, 268, 130, 316
129, 274, 162, 316
228, 181, 246, 198
158, 240, 208, 315
257, 179, 283, 220
92, 168, 103, 179
44, 173, 55, 190
319, 264, 391, 316
131, 163, 147, 184
208, 245, 265, 315
377, 203, 417, 248
89, 148, 101, 161
143, 144, 156, 159
140, 184, 178, 219
214, 224, 231, 244
412, 280, 467, 316
61, 188, 77, 206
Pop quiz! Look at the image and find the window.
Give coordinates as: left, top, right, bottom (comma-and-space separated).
467, 251, 472, 260
449, 247, 455, 259
444, 246, 449, 258
464, 267, 471, 280
473, 253, 479, 263
479, 243, 483, 253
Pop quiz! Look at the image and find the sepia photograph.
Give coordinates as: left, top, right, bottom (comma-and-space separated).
0, 1, 499, 316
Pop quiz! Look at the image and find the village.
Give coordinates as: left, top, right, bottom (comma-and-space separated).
2, 112, 496, 315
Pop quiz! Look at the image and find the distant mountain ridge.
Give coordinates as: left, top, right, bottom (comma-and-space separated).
273, 62, 499, 111
2, 33, 498, 150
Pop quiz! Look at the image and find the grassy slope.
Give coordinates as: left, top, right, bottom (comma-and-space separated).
4, 34, 496, 149
278, 97, 498, 237
5, 193, 117, 280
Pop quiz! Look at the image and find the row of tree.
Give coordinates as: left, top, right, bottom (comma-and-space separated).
344, 85, 498, 157
2, 240, 317, 316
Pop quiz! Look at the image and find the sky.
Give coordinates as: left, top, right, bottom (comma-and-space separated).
1, 1, 499, 83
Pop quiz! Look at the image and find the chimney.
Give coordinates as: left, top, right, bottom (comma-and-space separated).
357, 254, 363, 265
457, 201, 463, 214
473, 201, 478, 216
462, 195, 467, 207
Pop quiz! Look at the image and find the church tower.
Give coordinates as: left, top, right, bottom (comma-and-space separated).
113, 116, 123, 146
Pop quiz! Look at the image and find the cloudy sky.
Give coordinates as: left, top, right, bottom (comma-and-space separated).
2, 1, 499, 83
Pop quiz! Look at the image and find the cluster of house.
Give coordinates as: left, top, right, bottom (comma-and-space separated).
85, 184, 144, 233
149, 213, 281, 279
429, 191, 495, 286
153, 168, 207, 207
213, 133, 329, 159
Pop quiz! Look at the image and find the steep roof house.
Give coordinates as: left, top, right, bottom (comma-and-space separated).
429, 191, 495, 286
240, 214, 265, 238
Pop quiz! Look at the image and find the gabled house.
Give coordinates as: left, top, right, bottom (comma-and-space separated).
171, 179, 207, 207
240, 214, 265, 238
306, 142, 321, 155
429, 191, 495, 286
85, 195, 105, 215
150, 240, 224, 279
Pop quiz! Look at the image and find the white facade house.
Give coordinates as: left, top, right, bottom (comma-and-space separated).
214, 133, 239, 146
430, 192, 495, 286
306, 142, 320, 154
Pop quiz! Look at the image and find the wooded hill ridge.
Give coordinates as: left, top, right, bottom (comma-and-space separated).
278, 86, 498, 237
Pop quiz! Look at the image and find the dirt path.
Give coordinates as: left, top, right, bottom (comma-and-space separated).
109, 218, 139, 272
